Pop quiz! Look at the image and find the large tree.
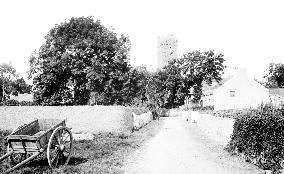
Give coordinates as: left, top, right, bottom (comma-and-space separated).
138, 50, 226, 109
149, 59, 189, 108
264, 62, 284, 88
29, 16, 131, 105
180, 50, 226, 102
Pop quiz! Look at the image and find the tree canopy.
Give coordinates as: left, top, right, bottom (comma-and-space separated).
0, 62, 31, 102
143, 50, 226, 109
28, 16, 226, 108
29, 16, 131, 105
264, 62, 284, 88
180, 50, 226, 101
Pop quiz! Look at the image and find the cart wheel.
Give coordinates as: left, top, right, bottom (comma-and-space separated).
47, 126, 73, 168
7, 145, 27, 165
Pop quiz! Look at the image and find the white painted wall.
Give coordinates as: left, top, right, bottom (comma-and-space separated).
213, 69, 269, 110
133, 112, 153, 130
167, 109, 177, 117
0, 106, 133, 135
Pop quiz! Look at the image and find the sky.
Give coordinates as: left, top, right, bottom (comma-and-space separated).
0, 0, 284, 83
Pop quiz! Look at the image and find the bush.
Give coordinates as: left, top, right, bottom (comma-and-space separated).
213, 109, 251, 119
0, 100, 36, 106
2, 99, 20, 106
151, 110, 161, 120
157, 108, 169, 117
183, 105, 214, 114
19, 101, 35, 106
0, 130, 10, 156
227, 104, 284, 172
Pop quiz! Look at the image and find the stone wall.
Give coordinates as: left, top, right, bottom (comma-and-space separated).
133, 112, 153, 130
167, 109, 181, 117
0, 106, 133, 135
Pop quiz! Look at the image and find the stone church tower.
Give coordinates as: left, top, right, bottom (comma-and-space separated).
157, 35, 178, 69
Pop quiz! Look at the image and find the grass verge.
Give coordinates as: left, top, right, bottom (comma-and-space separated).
0, 119, 164, 174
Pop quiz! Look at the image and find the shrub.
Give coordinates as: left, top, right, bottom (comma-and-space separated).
213, 109, 251, 119
157, 108, 169, 117
227, 104, 284, 172
0, 100, 36, 106
2, 99, 20, 106
0, 130, 10, 156
185, 105, 214, 114
151, 110, 160, 120
19, 101, 35, 106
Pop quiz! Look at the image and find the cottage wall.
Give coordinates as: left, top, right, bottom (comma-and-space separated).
213, 69, 269, 110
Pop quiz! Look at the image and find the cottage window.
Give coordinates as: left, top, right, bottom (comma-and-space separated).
230, 91, 235, 97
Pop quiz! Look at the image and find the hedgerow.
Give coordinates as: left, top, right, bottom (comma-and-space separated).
0, 100, 35, 106
227, 104, 284, 172
0, 130, 10, 156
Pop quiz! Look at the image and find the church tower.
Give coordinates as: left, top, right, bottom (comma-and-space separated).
157, 35, 178, 69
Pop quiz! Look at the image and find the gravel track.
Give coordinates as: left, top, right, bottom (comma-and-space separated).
123, 117, 263, 174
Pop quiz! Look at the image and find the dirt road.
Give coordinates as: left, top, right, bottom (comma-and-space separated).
123, 117, 263, 174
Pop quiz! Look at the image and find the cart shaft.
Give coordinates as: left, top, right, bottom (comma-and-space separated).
5, 152, 40, 174
0, 150, 13, 162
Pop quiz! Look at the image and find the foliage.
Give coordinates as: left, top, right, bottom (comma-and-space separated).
180, 50, 226, 102
28, 16, 226, 107
189, 105, 214, 112
119, 66, 150, 106
156, 108, 169, 117
264, 62, 284, 88
145, 50, 226, 109
12, 78, 32, 95
0, 100, 35, 106
227, 104, 284, 172
3, 99, 20, 106
0, 62, 32, 104
19, 101, 35, 106
29, 16, 131, 106
213, 109, 251, 118
0, 62, 18, 101
148, 59, 189, 109
0, 130, 10, 157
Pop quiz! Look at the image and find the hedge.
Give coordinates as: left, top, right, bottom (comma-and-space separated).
227, 104, 284, 172
0, 100, 35, 106
0, 130, 10, 156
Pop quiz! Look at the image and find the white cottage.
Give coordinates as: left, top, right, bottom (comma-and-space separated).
202, 69, 270, 110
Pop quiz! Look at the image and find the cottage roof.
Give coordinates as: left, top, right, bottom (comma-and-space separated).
203, 77, 231, 92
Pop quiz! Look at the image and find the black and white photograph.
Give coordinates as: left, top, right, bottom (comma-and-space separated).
0, 0, 284, 173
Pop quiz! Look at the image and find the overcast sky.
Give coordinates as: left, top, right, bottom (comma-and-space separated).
0, 0, 284, 82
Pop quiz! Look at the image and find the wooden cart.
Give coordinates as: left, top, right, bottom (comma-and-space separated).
0, 119, 73, 173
